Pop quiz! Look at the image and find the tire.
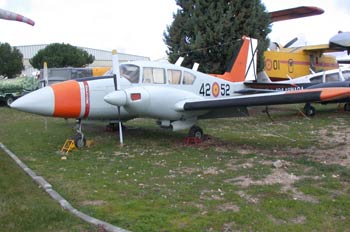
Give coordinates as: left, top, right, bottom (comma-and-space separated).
188, 125, 203, 140
344, 103, 350, 111
304, 104, 316, 117
73, 134, 86, 149
6, 96, 14, 107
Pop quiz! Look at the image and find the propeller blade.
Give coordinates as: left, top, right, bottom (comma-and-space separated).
112, 49, 121, 90
111, 49, 124, 146
284, 37, 298, 48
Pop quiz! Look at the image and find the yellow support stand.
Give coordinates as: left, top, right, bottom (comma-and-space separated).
61, 139, 76, 154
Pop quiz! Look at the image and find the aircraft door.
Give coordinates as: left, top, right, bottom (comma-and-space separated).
288, 59, 294, 73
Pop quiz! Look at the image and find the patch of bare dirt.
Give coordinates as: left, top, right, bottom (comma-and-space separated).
226, 168, 319, 203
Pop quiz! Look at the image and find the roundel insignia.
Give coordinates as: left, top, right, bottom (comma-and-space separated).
212, 82, 219, 97
265, 59, 272, 71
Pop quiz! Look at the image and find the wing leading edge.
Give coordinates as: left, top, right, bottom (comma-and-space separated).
181, 88, 350, 111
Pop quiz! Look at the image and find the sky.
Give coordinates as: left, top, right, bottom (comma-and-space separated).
0, 0, 350, 60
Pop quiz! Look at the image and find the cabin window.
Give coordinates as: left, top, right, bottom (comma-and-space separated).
183, 71, 196, 85
310, 75, 322, 83
143, 68, 166, 84
120, 64, 140, 83
325, 73, 340, 82
343, 71, 350, 81
167, 69, 181, 84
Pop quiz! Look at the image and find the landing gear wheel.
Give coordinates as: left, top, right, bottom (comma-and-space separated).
344, 103, 350, 111
73, 133, 86, 149
6, 96, 14, 107
303, 103, 316, 117
188, 125, 204, 140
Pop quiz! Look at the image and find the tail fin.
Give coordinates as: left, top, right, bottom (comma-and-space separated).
211, 36, 258, 82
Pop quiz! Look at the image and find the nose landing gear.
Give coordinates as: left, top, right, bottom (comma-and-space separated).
73, 119, 86, 148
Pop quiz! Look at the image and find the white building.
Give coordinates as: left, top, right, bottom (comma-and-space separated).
15, 44, 150, 76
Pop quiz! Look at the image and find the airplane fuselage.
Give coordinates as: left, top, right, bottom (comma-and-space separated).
12, 61, 247, 131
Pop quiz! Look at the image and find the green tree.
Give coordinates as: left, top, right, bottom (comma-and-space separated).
0, 43, 24, 79
164, 0, 271, 73
29, 43, 95, 69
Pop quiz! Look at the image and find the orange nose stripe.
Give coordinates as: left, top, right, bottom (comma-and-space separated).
52, 80, 81, 118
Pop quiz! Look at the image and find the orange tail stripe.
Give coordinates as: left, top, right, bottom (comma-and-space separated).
228, 38, 250, 82
212, 37, 250, 82
52, 80, 81, 118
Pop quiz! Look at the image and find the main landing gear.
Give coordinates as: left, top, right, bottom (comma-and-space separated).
184, 125, 205, 145
73, 119, 86, 148
303, 103, 316, 117
188, 125, 204, 140
344, 103, 350, 112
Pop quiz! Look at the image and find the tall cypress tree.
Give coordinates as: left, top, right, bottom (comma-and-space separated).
164, 0, 271, 73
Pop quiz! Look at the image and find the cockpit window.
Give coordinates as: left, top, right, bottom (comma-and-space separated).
325, 73, 340, 82
343, 70, 350, 81
183, 71, 196, 85
310, 75, 322, 83
143, 67, 166, 84
120, 64, 140, 83
103, 64, 140, 84
168, 69, 181, 84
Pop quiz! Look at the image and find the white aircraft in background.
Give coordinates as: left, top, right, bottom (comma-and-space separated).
249, 68, 350, 116
0, 8, 34, 26
11, 37, 350, 147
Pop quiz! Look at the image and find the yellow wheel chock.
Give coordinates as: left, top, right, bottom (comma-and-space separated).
60, 139, 76, 154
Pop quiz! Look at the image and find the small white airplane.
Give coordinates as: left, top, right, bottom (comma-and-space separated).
0, 8, 34, 26
10, 37, 350, 147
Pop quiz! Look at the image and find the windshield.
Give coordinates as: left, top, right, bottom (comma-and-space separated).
104, 64, 140, 83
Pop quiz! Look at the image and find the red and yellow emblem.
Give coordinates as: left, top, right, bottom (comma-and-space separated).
212, 82, 220, 97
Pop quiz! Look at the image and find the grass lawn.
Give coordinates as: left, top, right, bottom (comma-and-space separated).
1, 105, 350, 231
0, 147, 96, 231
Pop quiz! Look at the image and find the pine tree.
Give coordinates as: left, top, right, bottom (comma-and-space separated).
29, 43, 95, 69
164, 0, 271, 73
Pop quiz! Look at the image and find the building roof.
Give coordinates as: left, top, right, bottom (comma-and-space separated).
15, 44, 150, 62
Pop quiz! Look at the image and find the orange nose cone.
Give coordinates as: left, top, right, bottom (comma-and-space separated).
52, 80, 81, 118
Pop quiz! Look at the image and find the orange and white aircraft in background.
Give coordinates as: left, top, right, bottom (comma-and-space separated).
11, 37, 350, 147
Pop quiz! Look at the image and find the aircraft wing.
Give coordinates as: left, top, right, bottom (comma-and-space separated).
300, 32, 350, 53
178, 88, 350, 111
301, 44, 341, 53
269, 6, 324, 23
